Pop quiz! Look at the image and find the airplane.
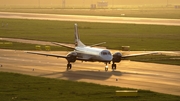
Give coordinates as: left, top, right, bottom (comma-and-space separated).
27, 23, 157, 71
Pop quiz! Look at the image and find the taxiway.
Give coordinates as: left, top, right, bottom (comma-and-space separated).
0, 49, 180, 96
0, 12, 180, 26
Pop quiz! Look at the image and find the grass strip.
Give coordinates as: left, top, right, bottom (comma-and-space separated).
127, 54, 180, 66
0, 40, 68, 51
0, 72, 180, 101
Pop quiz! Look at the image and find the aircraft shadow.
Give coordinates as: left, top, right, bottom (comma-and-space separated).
38, 70, 122, 81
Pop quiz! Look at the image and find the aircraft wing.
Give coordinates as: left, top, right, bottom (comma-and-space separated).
26, 51, 67, 58
122, 52, 158, 58
27, 51, 95, 62
52, 42, 75, 49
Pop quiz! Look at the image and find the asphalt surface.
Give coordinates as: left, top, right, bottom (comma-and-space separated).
0, 49, 180, 96
0, 12, 180, 26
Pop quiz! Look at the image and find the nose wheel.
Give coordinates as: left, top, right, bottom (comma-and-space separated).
105, 65, 108, 71
67, 63, 72, 71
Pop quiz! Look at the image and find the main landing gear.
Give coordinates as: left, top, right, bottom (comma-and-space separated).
105, 63, 117, 71
112, 63, 116, 71
67, 63, 72, 71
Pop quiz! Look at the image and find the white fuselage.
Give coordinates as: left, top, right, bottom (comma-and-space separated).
75, 46, 113, 62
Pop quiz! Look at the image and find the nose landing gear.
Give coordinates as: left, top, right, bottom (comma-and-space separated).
105, 65, 108, 71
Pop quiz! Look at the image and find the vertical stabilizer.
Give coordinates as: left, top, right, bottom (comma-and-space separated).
74, 23, 85, 47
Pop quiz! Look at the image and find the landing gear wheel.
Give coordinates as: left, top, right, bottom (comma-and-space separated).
69, 64, 72, 69
105, 65, 108, 71
67, 63, 72, 71
105, 68, 108, 71
112, 64, 116, 71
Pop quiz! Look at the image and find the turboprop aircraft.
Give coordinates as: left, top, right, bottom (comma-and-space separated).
27, 23, 157, 71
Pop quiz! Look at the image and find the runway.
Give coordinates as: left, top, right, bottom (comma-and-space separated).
0, 49, 180, 96
0, 12, 180, 26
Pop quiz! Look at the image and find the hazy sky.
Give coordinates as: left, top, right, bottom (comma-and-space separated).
0, 0, 180, 7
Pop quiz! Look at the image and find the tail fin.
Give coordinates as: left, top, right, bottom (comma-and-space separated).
74, 23, 85, 47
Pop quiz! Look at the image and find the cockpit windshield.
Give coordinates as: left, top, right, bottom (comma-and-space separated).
101, 51, 111, 55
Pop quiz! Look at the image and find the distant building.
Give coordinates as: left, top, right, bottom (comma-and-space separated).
97, 1, 108, 8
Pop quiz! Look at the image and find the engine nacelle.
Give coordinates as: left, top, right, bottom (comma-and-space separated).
112, 52, 122, 63
66, 52, 77, 63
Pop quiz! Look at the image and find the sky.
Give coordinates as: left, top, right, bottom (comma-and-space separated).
0, 0, 180, 8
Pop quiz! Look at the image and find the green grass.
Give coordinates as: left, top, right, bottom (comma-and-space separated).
0, 18, 180, 51
0, 72, 180, 101
0, 40, 69, 51
127, 55, 180, 66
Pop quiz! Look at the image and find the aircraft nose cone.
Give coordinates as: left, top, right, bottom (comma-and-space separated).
108, 55, 113, 59
102, 55, 113, 61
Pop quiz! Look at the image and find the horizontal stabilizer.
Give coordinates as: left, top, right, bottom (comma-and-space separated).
90, 42, 106, 47
52, 42, 75, 49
